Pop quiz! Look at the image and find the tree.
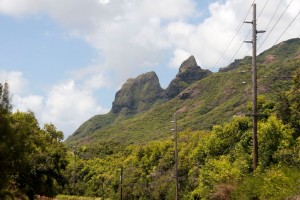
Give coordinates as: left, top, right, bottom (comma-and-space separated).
0, 82, 68, 199
0, 82, 12, 114
0, 82, 15, 191
43, 123, 64, 144
10, 111, 68, 199
276, 68, 300, 136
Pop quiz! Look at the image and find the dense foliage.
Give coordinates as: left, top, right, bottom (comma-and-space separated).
0, 83, 68, 200
61, 68, 300, 199
67, 39, 300, 159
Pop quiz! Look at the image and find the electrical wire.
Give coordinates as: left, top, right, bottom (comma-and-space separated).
224, 0, 268, 68
257, 0, 296, 51
211, 0, 255, 70
228, 30, 252, 65
262, 0, 283, 31
273, 10, 300, 45
257, 0, 284, 44
257, 0, 270, 20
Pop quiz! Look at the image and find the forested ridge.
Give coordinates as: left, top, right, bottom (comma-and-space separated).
0, 39, 300, 199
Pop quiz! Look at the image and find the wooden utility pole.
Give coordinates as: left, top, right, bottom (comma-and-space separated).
252, 3, 259, 171
119, 167, 123, 200
171, 113, 179, 200
101, 176, 105, 200
73, 146, 77, 193
244, 3, 265, 170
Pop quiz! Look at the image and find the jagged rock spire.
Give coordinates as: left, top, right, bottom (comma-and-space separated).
164, 55, 212, 100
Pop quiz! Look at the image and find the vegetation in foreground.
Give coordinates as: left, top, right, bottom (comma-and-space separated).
0, 83, 68, 199
56, 194, 101, 200
59, 68, 300, 199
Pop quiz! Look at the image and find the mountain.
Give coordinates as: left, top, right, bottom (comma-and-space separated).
70, 56, 211, 141
112, 71, 163, 115
163, 55, 212, 99
66, 38, 300, 157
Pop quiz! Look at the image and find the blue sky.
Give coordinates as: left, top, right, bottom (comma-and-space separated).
0, 15, 95, 92
0, 0, 299, 138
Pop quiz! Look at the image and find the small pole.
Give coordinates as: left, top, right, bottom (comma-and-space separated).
101, 176, 105, 200
73, 146, 76, 194
120, 167, 123, 200
171, 113, 179, 200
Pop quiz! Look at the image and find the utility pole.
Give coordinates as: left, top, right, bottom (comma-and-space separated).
171, 113, 179, 200
119, 167, 123, 200
244, 3, 265, 171
73, 146, 77, 194
101, 176, 105, 200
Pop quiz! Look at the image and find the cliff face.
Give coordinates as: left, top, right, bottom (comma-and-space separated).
111, 56, 213, 115
164, 55, 212, 100
111, 71, 163, 115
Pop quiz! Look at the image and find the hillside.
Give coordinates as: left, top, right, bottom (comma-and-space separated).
66, 38, 300, 157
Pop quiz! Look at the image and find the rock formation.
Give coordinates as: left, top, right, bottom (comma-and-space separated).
164, 55, 212, 99
111, 71, 163, 115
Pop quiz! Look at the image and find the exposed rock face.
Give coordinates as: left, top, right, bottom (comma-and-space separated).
264, 55, 275, 64
111, 71, 163, 115
164, 55, 212, 100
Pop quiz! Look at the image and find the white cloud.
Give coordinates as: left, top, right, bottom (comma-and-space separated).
169, 49, 192, 69
0, 70, 28, 95
0, 0, 299, 138
41, 80, 108, 137
0, 0, 299, 74
0, 70, 108, 138
98, 0, 110, 5
14, 95, 43, 113
0, 0, 195, 80
0, 70, 43, 117
83, 73, 111, 90
70, 65, 112, 90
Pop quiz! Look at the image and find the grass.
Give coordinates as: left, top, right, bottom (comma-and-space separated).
56, 194, 103, 200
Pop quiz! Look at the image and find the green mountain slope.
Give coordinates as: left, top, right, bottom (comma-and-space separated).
66, 38, 300, 157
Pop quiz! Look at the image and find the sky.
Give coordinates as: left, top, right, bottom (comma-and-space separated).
0, 0, 299, 138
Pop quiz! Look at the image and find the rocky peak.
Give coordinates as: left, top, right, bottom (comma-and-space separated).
164, 55, 212, 100
111, 71, 163, 115
179, 55, 197, 73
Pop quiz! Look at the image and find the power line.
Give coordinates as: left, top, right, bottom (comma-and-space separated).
263, 0, 283, 31
212, 1, 255, 69
228, 30, 252, 65
257, 0, 270, 20
257, 0, 296, 51
257, 0, 284, 43
223, 0, 268, 68
237, 0, 269, 60
239, 1, 271, 59
273, 10, 300, 45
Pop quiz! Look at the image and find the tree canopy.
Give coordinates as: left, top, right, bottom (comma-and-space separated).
0, 82, 68, 200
